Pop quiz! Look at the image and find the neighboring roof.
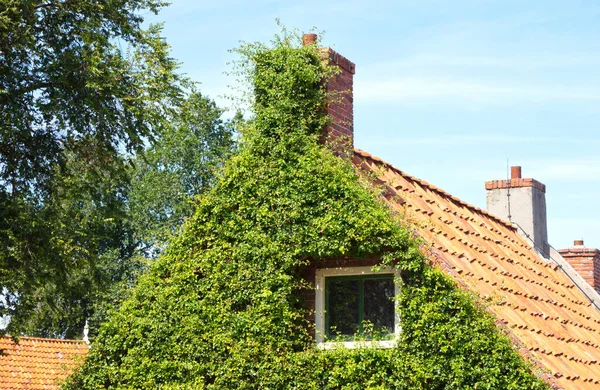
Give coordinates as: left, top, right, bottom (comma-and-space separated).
353, 148, 600, 389
0, 336, 89, 390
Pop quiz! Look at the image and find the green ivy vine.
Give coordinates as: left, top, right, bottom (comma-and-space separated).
64, 28, 549, 390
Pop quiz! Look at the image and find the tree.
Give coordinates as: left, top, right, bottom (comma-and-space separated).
0, 0, 186, 337
5, 156, 141, 338
84, 93, 236, 338
129, 92, 237, 256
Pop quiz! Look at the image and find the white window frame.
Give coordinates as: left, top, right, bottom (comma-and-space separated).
314, 265, 401, 350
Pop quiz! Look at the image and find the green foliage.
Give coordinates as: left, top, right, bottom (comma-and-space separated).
64, 30, 549, 389
0, 147, 141, 338
0, 0, 183, 195
0, 0, 234, 337
0, 0, 177, 336
129, 91, 236, 256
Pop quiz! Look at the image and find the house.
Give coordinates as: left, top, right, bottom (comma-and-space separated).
300, 33, 600, 388
0, 336, 88, 389
8, 34, 600, 389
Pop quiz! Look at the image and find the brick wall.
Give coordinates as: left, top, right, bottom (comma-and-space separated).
323, 49, 355, 154
484, 178, 546, 193
558, 241, 600, 293
302, 34, 355, 155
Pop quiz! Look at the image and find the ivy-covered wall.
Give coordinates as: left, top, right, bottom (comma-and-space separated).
64, 30, 549, 390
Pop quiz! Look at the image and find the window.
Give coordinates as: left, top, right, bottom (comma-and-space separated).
315, 266, 400, 349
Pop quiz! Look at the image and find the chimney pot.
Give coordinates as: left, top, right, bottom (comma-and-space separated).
575, 239, 584, 246
302, 33, 317, 46
511, 166, 522, 179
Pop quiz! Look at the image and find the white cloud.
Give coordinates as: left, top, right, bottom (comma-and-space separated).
362, 134, 555, 147
355, 77, 600, 104
563, 192, 600, 201
159, 0, 278, 15
363, 54, 600, 71
548, 217, 600, 249
529, 159, 600, 181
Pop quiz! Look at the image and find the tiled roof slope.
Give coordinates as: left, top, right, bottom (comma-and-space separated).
0, 336, 88, 389
354, 149, 600, 389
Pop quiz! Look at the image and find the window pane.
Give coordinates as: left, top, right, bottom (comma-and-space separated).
327, 279, 359, 338
363, 278, 394, 335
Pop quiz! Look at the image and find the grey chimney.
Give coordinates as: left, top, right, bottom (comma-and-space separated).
485, 166, 549, 257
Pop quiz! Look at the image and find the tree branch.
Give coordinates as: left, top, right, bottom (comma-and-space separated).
34, 2, 58, 10
12, 82, 52, 96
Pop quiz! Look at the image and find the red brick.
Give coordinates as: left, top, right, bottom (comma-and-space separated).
558, 246, 600, 293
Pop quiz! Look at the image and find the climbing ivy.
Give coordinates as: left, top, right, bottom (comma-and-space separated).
64, 29, 549, 389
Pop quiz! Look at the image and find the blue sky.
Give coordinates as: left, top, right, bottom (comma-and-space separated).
148, 0, 600, 250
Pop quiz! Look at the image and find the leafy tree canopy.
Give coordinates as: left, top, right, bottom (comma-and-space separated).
0, 0, 233, 338
65, 29, 548, 389
129, 92, 237, 257
85, 91, 236, 339
1, 0, 183, 194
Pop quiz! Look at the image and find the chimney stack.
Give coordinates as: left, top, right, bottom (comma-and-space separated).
302, 33, 317, 46
302, 34, 355, 154
558, 240, 600, 293
485, 166, 549, 257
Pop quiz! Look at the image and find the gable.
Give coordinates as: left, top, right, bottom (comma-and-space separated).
62, 36, 549, 389
354, 148, 600, 388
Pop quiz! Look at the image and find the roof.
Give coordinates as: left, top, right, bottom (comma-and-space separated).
3, 151, 598, 390
353, 148, 600, 389
0, 336, 89, 389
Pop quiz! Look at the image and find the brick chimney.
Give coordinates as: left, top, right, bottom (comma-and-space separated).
558, 240, 600, 293
302, 34, 355, 153
485, 166, 549, 257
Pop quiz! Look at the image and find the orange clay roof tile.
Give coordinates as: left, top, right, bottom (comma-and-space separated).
354, 148, 600, 389
0, 336, 88, 389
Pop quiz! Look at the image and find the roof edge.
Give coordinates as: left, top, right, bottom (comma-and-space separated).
354, 149, 516, 230
1, 335, 87, 344
557, 247, 600, 256
485, 178, 546, 193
